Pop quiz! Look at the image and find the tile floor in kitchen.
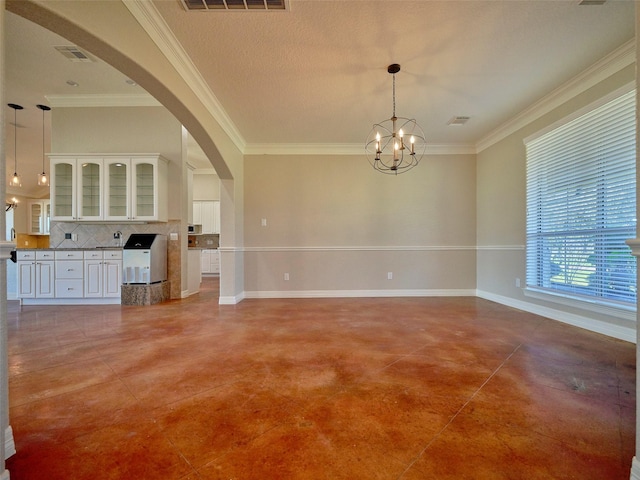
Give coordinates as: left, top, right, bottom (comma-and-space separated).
5, 277, 636, 479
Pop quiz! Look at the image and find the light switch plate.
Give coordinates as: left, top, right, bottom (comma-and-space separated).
170, 232, 178, 241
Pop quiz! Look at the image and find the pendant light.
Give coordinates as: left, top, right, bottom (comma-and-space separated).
8, 103, 23, 188
36, 104, 51, 186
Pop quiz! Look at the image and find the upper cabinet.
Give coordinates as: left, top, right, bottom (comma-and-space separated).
27, 200, 51, 235
50, 154, 168, 223
193, 200, 220, 234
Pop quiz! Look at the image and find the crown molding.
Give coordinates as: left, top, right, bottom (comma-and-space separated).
98, 3, 634, 158
476, 39, 635, 153
122, 0, 246, 152
243, 143, 477, 156
46, 94, 161, 108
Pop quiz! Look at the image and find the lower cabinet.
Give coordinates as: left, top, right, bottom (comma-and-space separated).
17, 250, 55, 299
200, 249, 219, 275
55, 250, 84, 298
84, 250, 123, 298
17, 249, 122, 304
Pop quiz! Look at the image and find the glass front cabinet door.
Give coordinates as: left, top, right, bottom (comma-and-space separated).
50, 158, 76, 221
104, 158, 131, 221
28, 200, 50, 235
131, 157, 168, 222
76, 158, 103, 221
50, 154, 167, 223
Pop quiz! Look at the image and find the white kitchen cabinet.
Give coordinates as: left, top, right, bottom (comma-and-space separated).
193, 200, 220, 234
201, 201, 215, 234
17, 249, 122, 304
27, 200, 50, 235
84, 251, 103, 298
84, 250, 123, 298
50, 157, 103, 221
17, 250, 54, 299
17, 251, 36, 298
50, 158, 76, 221
102, 250, 123, 298
213, 200, 220, 234
192, 201, 202, 226
103, 157, 130, 221
200, 249, 211, 274
131, 157, 168, 222
55, 250, 84, 298
77, 159, 103, 221
200, 249, 219, 275
50, 154, 168, 222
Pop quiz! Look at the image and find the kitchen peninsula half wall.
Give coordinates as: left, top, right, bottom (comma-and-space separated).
48, 220, 183, 300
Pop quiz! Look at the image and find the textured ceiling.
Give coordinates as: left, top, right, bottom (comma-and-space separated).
4, 0, 636, 197
153, 0, 634, 147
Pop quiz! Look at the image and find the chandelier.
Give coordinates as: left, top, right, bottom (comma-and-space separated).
365, 64, 426, 175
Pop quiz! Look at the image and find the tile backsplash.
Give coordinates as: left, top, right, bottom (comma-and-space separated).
49, 221, 180, 248
187, 234, 219, 248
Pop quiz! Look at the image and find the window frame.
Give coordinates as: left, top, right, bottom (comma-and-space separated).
523, 83, 637, 317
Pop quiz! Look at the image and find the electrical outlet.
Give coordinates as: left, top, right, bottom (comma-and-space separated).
515, 278, 521, 288
387, 272, 393, 280
284, 273, 289, 281
72, 233, 78, 241
261, 218, 267, 227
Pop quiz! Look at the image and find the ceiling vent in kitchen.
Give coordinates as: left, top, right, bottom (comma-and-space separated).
54, 46, 94, 63
181, 0, 288, 10
447, 116, 471, 126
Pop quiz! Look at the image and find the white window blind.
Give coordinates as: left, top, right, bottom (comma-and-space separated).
525, 89, 636, 309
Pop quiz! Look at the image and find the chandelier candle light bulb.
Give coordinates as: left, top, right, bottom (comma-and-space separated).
365, 64, 426, 174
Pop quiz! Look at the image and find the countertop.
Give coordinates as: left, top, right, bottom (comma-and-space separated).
16, 247, 123, 251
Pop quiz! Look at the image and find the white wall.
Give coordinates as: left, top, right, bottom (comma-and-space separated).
193, 173, 220, 200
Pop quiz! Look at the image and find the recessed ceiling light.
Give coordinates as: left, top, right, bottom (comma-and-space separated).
66, 80, 79, 87
125, 79, 137, 86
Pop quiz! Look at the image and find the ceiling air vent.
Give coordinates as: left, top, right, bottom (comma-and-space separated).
182, 0, 287, 10
54, 46, 94, 63
447, 116, 471, 126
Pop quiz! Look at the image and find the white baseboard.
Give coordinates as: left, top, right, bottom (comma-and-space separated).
221, 287, 634, 343
630, 457, 640, 480
0, 469, 8, 480
219, 292, 245, 305
5, 425, 15, 459
477, 290, 636, 343
243, 289, 476, 299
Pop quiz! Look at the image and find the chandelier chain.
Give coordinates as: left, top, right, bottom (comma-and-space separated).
392, 73, 396, 118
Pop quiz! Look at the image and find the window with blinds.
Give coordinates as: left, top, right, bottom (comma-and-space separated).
525, 87, 636, 310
